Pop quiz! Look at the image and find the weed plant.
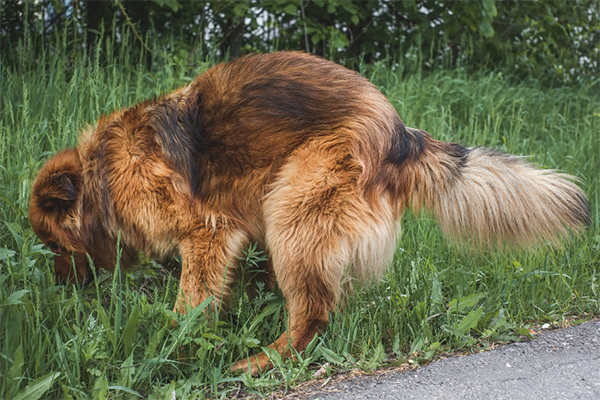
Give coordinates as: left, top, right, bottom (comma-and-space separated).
1, 29, 598, 399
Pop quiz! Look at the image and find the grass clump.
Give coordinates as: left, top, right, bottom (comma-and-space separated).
1, 32, 598, 399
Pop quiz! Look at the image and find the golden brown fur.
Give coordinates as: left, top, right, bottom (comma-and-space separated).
29, 52, 590, 374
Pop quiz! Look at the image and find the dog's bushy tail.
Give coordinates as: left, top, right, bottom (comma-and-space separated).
406, 127, 590, 249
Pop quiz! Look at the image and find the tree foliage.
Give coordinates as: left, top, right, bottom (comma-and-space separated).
1, 0, 598, 83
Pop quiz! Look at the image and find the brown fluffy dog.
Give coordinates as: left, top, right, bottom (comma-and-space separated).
29, 52, 590, 374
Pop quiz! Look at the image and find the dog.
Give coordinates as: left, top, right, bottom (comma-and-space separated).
29, 52, 590, 374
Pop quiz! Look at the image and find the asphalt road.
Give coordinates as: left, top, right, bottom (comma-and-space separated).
298, 319, 600, 400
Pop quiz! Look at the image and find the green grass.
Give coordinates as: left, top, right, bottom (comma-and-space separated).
1, 35, 599, 399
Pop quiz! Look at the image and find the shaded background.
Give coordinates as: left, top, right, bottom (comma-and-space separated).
1, 0, 598, 83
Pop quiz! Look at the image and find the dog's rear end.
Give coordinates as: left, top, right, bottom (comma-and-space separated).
233, 121, 590, 374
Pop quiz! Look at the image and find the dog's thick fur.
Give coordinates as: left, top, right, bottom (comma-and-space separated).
29, 52, 590, 373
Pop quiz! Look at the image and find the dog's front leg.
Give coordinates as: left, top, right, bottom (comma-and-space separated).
174, 223, 248, 314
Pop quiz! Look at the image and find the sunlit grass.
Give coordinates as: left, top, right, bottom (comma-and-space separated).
0, 32, 598, 398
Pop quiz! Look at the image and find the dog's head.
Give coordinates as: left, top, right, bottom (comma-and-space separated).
29, 148, 92, 284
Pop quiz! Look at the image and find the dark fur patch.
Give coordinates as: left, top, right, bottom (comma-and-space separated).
387, 119, 425, 165
444, 142, 470, 168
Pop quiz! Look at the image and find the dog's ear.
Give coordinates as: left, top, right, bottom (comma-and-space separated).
37, 173, 78, 209
31, 148, 82, 213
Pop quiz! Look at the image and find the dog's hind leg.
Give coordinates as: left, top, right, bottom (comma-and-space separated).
231, 142, 369, 374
